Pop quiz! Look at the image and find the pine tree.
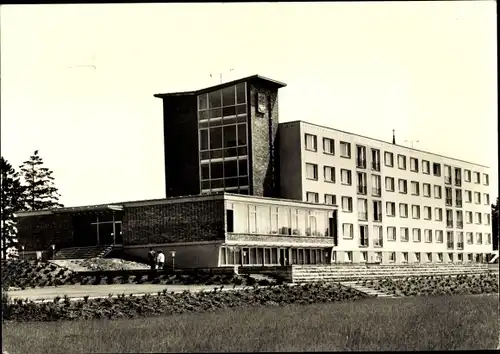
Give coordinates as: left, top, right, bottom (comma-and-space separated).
19, 150, 64, 211
1, 157, 26, 259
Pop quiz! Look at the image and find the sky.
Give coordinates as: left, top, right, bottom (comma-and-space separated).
1, 2, 497, 207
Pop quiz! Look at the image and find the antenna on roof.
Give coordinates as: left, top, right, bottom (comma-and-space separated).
392, 129, 396, 145
404, 139, 420, 149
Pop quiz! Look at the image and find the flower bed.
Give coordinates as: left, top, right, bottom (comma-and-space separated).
1, 260, 269, 289
2, 282, 373, 322
357, 273, 499, 297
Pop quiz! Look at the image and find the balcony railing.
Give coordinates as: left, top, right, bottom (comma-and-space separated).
457, 242, 464, 250
356, 159, 366, 169
372, 161, 380, 171
445, 198, 452, 206
456, 200, 462, 208
445, 176, 452, 184
446, 220, 453, 228
357, 185, 367, 195
359, 238, 369, 247
372, 187, 381, 196
455, 178, 462, 187
358, 212, 367, 220
457, 221, 463, 229
447, 243, 454, 250
373, 239, 383, 248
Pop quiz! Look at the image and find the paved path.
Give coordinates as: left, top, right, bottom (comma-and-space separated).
340, 281, 400, 298
6, 284, 246, 301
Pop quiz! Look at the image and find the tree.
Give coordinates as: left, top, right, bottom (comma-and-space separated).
1, 157, 26, 259
19, 150, 64, 211
492, 197, 499, 251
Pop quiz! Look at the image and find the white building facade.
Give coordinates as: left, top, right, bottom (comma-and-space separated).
279, 120, 493, 264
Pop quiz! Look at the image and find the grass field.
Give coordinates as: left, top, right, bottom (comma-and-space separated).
2, 294, 498, 353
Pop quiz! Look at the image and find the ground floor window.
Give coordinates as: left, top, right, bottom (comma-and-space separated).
219, 246, 331, 266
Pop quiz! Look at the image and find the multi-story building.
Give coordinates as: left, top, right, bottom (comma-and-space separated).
279, 120, 493, 264
14, 74, 494, 266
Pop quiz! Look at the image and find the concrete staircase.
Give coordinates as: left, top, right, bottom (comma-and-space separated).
340, 281, 400, 298
53, 245, 114, 260
292, 263, 493, 283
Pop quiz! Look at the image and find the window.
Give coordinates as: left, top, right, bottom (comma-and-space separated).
474, 192, 481, 204
483, 173, 489, 185
410, 158, 419, 172
456, 210, 463, 228
373, 200, 382, 222
341, 169, 352, 185
398, 154, 406, 169
446, 209, 453, 228
412, 228, 421, 242
433, 163, 441, 176
340, 141, 351, 158
323, 138, 334, 154
357, 172, 367, 194
373, 226, 383, 248
424, 206, 432, 220
457, 232, 464, 249
357, 198, 368, 221
445, 187, 452, 206
306, 192, 319, 203
447, 231, 454, 249
371, 149, 381, 171
387, 227, 396, 241
401, 228, 409, 242
305, 134, 317, 151
424, 229, 433, 243
466, 232, 473, 245
356, 145, 367, 168
359, 225, 369, 247
436, 230, 443, 243
435, 208, 443, 221
306, 163, 318, 180
454, 168, 461, 186
423, 183, 431, 197
341, 196, 353, 212
437, 253, 443, 263
248, 205, 257, 233
345, 251, 353, 263
324, 194, 336, 205
399, 203, 408, 218
434, 185, 442, 199
371, 175, 381, 196
324, 166, 335, 183
464, 170, 471, 182
444, 165, 452, 184
385, 177, 395, 192
473, 172, 480, 184
402, 252, 409, 263
455, 189, 462, 207
465, 190, 472, 203
466, 211, 473, 224
476, 232, 482, 245
384, 152, 394, 167
398, 179, 407, 194
361, 251, 368, 262
342, 223, 353, 239
389, 252, 396, 263
486, 233, 492, 245
386, 202, 396, 217
412, 205, 420, 219
415, 253, 421, 263
270, 207, 279, 234
422, 160, 430, 174
475, 212, 482, 224
411, 181, 420, 196
458, 253, 463, 262
485, 213, 491, 225
483, 193, 490, 205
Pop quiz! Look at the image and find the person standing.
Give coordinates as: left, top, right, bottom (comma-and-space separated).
147, 248, 156, 270
156, 250, 165, 270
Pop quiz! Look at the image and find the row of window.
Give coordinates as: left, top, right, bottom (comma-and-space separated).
304, 163, 490, 205
341, 251, 484, 264
219, 246, 329, 266
342, 224, 492, 247
303, 133, 489, 185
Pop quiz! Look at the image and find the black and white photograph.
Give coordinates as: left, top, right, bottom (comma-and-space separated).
1, 2, 498, 352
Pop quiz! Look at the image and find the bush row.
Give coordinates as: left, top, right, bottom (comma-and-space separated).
2, 282, 372, 322
359, 273, 499, 297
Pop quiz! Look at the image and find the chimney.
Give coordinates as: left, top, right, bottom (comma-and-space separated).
392, 129, 396, 145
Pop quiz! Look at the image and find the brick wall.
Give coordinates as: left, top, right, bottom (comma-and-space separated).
16, 213, 74, 252
122, 199, 226, 245
248, 83, 280, 198
161, 95, 200, 197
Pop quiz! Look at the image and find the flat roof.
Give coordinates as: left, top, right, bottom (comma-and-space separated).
153, 74, 287, 98
282, 120, 490, 168
15, 192, 336, 217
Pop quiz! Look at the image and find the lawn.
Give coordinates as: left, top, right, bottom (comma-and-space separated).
2, 294, 498, 353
